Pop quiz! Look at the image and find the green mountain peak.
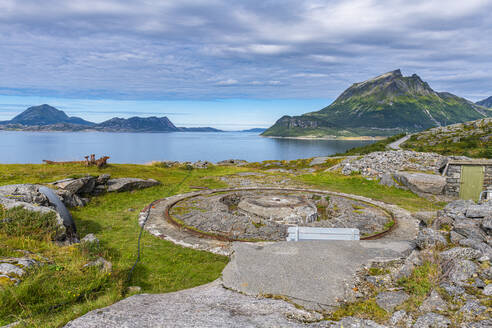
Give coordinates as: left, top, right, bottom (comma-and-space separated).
263, 70, 492, 138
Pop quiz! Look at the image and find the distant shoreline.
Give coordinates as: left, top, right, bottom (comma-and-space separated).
262, 135, 387, 141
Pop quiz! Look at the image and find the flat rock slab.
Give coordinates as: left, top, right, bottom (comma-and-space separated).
64, 280, 333, 328
222, 240, 412, 311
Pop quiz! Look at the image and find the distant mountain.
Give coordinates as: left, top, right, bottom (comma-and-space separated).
477, 96, 492, 108
0, 105, 222, 133
178, 127, 223, 132
239, 128, 267, 133
95, 116, 179, 132
6, 104, 95, 126
263, 69, 492, 138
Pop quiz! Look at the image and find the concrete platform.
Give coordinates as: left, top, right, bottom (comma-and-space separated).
222, 240, 413, 311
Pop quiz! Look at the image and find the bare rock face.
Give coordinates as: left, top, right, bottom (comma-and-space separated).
0, 184, 50, 206
53, 177, 96, 194
415, 228, 447, 249
106, 178, 160, 192
392, 172, 446, 195
419, 290, 448, 312
413, 313, 451, 328
375, 291, 409, 312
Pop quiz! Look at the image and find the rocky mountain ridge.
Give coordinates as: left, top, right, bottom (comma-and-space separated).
263, 70, 492, 138
0, 104, 225, 132
477, 96, 492, 108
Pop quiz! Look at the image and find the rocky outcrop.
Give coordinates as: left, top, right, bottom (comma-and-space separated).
392, 172, 446, 195
106, 178, 160, 192
52, 175, 160, 203
337, 151, 445, 177
0, 254, 44, 286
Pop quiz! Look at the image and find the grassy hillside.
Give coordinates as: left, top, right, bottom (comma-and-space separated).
401, 118, 492, 158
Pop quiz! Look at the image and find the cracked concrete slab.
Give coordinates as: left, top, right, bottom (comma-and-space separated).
222, 240, 413, 311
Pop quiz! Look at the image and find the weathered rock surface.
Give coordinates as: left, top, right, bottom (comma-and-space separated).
413, 312, 450, 328
419, 290, 448, 312
83, 257, 112, 273
338, 151, 445, 177
446, 260, 478, 286
393, 172, 446, 195
81, 233, 99, 246
106, 178, 160, 192
64, 280, 331, 328
458, 300, 487, 321
0, 256, 42, 286
439, 247, 482, 261
375, 291, 409, 312
415, 228, 447, 249
53, 177, 96, 194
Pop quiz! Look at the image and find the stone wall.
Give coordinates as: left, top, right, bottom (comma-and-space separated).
444, 164, 492, 198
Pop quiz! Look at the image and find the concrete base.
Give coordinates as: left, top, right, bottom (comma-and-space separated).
222, 240, 413, 311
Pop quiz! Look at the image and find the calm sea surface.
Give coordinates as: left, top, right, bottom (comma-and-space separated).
0, 131, 374, 164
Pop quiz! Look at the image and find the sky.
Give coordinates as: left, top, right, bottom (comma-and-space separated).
0, 0, 491, 129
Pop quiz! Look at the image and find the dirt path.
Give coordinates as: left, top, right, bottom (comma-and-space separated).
387, 134, 411, 150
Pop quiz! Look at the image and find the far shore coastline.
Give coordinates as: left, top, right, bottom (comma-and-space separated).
261, 135, 387, 141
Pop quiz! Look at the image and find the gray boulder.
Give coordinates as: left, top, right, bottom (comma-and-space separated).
96, 174, 111, 185
54, 176, 96, 194
419, 290, 448, 312
446, 260, 478, 286
379, 173, 397, 188
459, 239, 492, 258
106, 178, 160, 192
81, 233, 99, 246
483, 284, 492, 296
375, 291, 409, 312
393, 172, 446, 195
0, 184, 50, 206
413, 313, 450, 328
458, 300, 487, 321
481, 217, 492, 235
415, 228, 447, 249
54, 189, 87, 207
0, 263, 25, 277
454, 220, 487, 242
465, 205, 492, 218
439, 247, 482, 261
460, 320, 492, 328
83, 257, 112, 273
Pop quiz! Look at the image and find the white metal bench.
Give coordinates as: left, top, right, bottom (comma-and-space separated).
287, 226, 360, 241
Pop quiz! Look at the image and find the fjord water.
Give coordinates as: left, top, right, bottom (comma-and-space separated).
0, 131, 374, 164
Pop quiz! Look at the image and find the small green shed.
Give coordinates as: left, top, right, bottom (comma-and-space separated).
442, 159, 492, 201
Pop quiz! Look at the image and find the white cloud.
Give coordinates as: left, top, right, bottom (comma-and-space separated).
0, 0, 491, 100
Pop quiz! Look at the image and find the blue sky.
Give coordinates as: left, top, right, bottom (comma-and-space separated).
0, 0, 491, 129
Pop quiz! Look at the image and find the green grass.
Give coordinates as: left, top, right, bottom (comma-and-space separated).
328, 298, 389, 322
298, 171, 443, 212
398, 261, 439, 297
0, 163, 238, 327
0, 162, 445, 326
